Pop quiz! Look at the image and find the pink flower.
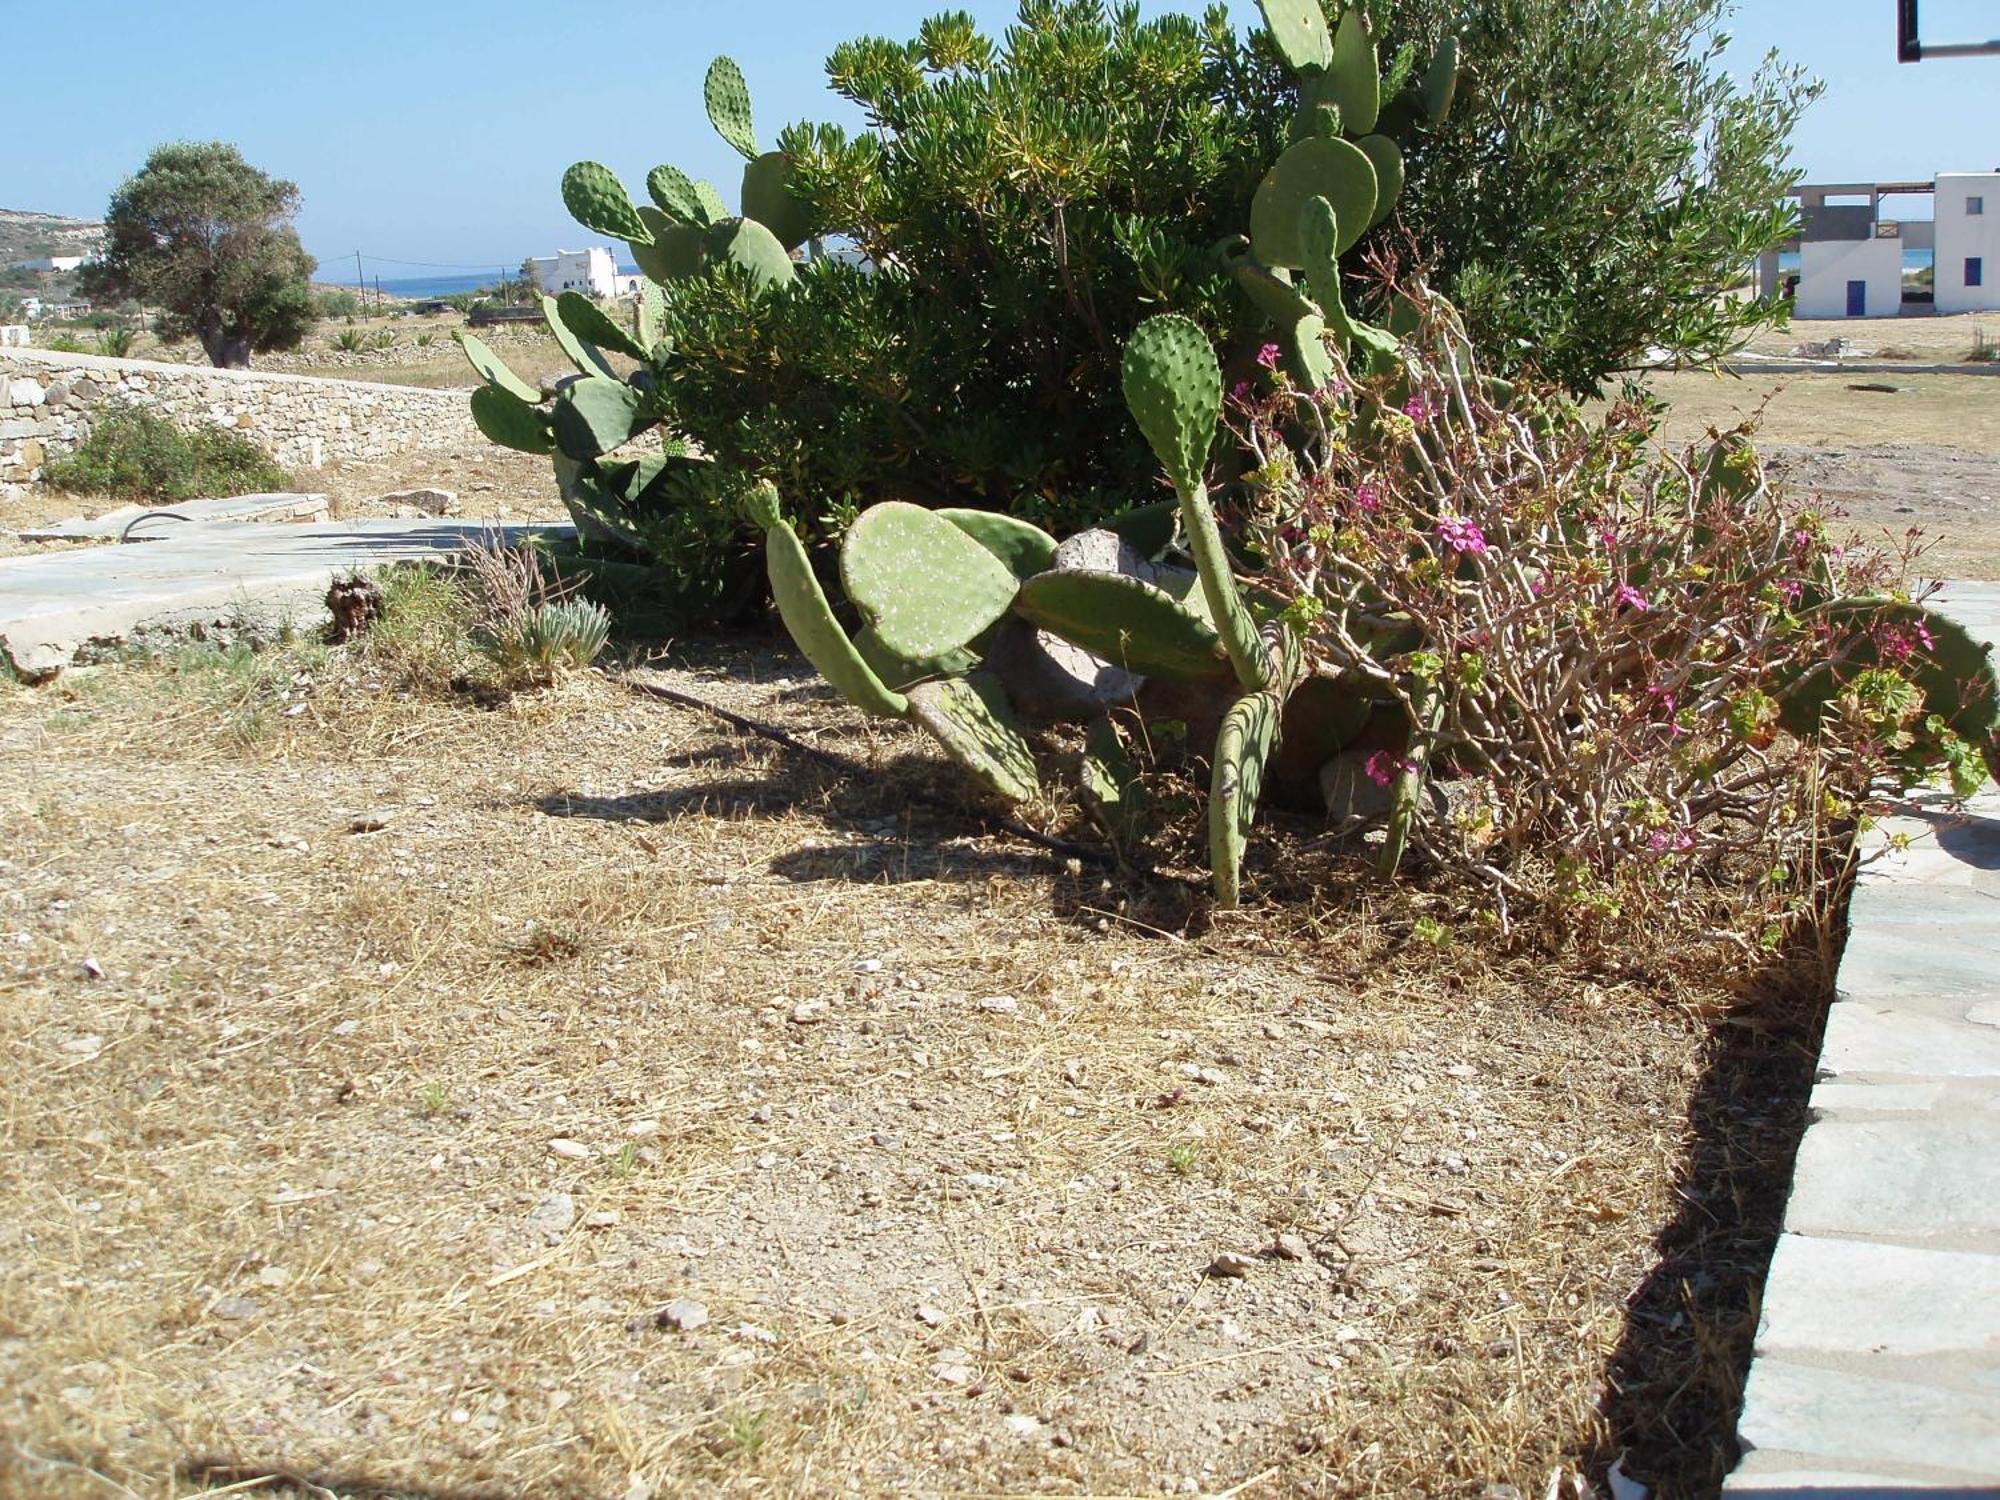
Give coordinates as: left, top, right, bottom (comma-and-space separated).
1647, 827, 1695, 854
1353, 483, 1381, 514
1314, 378, 1347, 400
1256, 343, 1282, 371
1403, 393, 1435, 422
1776, 578, 1803, 603
1789, 528, 1815, 556
1612, 584, 1649, 613
1529, 574, 1548, 597
1916, 620, 1936, 652
1437, 516, 1488, 555
1230, 379, 1251, 401
1364, 749, 1415, 787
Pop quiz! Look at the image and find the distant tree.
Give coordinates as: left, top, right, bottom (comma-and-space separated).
1369, 0, 1822, 392
81, 141, 316, 368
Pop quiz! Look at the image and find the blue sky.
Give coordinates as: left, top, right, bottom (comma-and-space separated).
4, 0, 1996, 278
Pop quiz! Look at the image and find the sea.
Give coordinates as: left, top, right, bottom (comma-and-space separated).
326, 267, 644, 300
1776, 249, 1935, 274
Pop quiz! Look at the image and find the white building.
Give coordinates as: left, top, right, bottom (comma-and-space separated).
1934, 171, 2000, 314
526, 247, 620, 298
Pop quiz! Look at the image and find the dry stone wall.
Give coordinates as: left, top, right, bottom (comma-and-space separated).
0, 346, 477, 494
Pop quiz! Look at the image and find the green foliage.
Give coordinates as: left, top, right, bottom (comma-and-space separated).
474, 597, 611, 687
1369, 0, 1820, 392
313, 288, 360, 318
44, 402, 292, 503
81, 141, 316, 368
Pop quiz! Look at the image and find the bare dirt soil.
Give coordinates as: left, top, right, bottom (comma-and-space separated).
1643, 369, 2000, 579
0, 646, 1822, 1498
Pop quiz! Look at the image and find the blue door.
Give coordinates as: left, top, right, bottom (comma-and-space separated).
1847, 279, 1867, 317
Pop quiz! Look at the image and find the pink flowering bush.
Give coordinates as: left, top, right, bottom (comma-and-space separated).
1227, 291, 1998, 928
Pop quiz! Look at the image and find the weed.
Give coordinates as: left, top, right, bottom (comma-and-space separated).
44, 402, 291, 503
606, 1141, 642, 1178
1165, 1143, 1200, 1177
334, 327, 366, 353
356, 563, 474, 689
417, 1081, 451, 1117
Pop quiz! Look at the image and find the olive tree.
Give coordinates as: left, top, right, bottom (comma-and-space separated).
82, 141, 316, 368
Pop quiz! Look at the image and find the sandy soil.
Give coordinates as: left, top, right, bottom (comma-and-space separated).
0, 647, 1820, 1498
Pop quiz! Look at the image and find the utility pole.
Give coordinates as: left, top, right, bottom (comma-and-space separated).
355, 251, 365, 316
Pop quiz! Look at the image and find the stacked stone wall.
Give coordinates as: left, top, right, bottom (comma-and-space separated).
0, 346, 476, 493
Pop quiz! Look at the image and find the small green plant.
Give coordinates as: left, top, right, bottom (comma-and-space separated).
461, 537, 611, 688
44, 402, 292, 503
334, 327, 366, 353
371, 328, 395, 350
415, 330, 435, 348
722, 1410, 771, 1459
1165, 1142, 1201, 1176
417, 1080, 451, 1116
356, 562, 475, 688
606, 1141, 642, 1177
95, 327, 134, 357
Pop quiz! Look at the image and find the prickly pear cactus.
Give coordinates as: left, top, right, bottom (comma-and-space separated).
1014, 570, 1232, 681
455, 331, 540, 402
1257, 0, 1332, 73
704, 57, 759, 160
905, 674, 1042, 804
1212, 692, 1280, 907
936, 509, 1059, 581
1250, 136, 1378, 269
470, 385, 552, 455
747, 485, 910, 719
704, 218, 797, 290
1326, 8, 1380, 136
1353, 135, 1404, 227
561, 161, 650, 243
647, 163, 707, 226
1424, 37, 1461, 125
741, 152, 812, 253
839, 502, 1022, 663
556, 291, 649, 363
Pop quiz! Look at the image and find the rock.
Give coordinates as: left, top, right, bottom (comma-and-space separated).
978, 995, 1019, 1015
1205, 1251, 1259, 1280
527, 1193, 576, 1237
654, 1299, 709, 1332
256, 1265, 291, 1288
1269, 1233, 1313, 1262
983, 617, 1142, 724
375, 487, 458, 516
915, 1302, 947, 1327
933, 1349, 976, 1385
211, 1295, 260, 1320
546, 1138, 590, 1160
584, 1210, 620, 1230
788, 1000, 830, 1024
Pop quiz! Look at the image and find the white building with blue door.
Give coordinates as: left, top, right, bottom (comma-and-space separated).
1757, 171, 2000, 318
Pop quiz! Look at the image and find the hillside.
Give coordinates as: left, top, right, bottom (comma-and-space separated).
0, 208, 105, 265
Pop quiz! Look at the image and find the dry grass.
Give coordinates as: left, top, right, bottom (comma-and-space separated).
1742, 309, 1998, 361
1642, 368, 2000, 452
0, 633, 1829, 1498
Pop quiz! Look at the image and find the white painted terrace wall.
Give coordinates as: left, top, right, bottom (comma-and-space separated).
0, 346, 477, 492
1796, 236, 1902, 319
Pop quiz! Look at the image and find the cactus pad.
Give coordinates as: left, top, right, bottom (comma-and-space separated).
550, 376, 648, 460
705, 217, 798, 290
647, 163, 706, 225
936, 509, 1059, 580
694, 179, 729, 224
469, 384, 552, 455
561, 161, 650, 243
556, 291, 649, 362
1250, 136, 1377, 269
1424, 37, 1461, 125
636, 280, 666, 352
1106, 500, 1179, 558
1354, 135, 1404, 226
1777, 599, 2000, 782
754, 496, 909, 718
1211, 691, 1279, 907
1258, 0, 1332, 73
840, 501, 1021, 662
705, 57, 759, 160
1015, 571, 1232, 681
741, 152, 813, 252
905, 673, 1041, 804
633, 209, 707, 282
1121, 314, 1222, 494
538, 295, 615, 378
454, 330, 540, 402
1327, 8, 1380, 135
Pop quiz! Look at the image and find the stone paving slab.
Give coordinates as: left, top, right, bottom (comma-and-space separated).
1727, 582, 2000, 1494
17, 492, 330, 541
0, 518, 574, 678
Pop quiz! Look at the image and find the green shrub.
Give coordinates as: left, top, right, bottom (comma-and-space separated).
314, 289, 360, 318
44, 403, 292, 503
334, 327, 366, 353
476, 598, 611, 687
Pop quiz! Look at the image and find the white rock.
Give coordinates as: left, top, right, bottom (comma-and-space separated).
546, 1138, 590, 1160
